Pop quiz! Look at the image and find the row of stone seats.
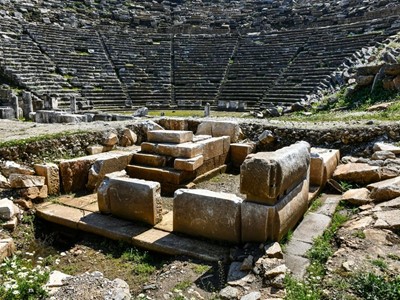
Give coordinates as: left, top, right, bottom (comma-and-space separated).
101, 30, 172, 107
173, 35, 237, 106
26, 24, 128, 109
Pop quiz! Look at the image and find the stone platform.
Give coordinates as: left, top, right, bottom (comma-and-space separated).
36, 194, 229, 262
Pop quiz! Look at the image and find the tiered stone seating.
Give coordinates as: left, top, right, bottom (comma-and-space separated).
173, 35, 237, 108
217, 32, 308, 110
26, 24, 128, 110
0, 22, 78, 107
262, 21, 392, 105
101, 30, 172, 108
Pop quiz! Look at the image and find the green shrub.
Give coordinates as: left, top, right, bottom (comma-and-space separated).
352, 273, 400, 300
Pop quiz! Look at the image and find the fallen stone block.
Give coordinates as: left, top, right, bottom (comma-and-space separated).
119, 128, 137, 147
3, 216, 18, 231
371, 151, 396, 161
0, 238, 16, 262
173, 189, 242, 243
367, 176, 400, 202
375, 196, 400, 210
148, 130, 193, 144
374, 210, 400, 229
333, 163, 398, 184
132, 153, 167, 168
98, 177, 162, 226
230, 143, 256, 168
1, 161, 35, 177
87, 151, 135, 191
174, 155, 204, 171
196, 121, 243, 142
157, 118, 188, 131
86, 145, 113, 155
240, 141, 310, 205
241, 179, 309, 242
9, 174, 45, 188
102, 131, 118, 146
310, 148, 340, 187
141, 142, 202, 158
342, 188, 371, 205
20, 185, 48, 200
34, 163, 60, 195
373, 142, 400, 154
0, 198, 18, 220
0, 174, 10, 189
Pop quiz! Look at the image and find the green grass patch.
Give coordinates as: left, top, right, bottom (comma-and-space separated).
121, 248, 156, 276
371, 258, 388, 270
351, 273, 400, 300
192, 264, 210, 274
173, 280, 192, 291
308, 197, 323, 213
284, 275, 321, 300
352, 229, 366, 239
147, 110, 246, 118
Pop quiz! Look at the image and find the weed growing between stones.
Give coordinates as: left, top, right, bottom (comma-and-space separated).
0, 255, 50, 300
351, 273, 400, 300
121, 248, 156, 277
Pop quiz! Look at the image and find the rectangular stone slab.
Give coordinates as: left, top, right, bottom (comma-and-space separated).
147, 130, 193, 144
241, 179, 309, 242
240, 141, 310, 205
36, 203, 228, 262
34, 163, 60, 195
195, 137, 225, 160
230, 143, 256, 168
174, 155, 204, 171
310, 148, 340, 187
97, 177, 162, 226
141, 142, 202, 158
126, 165, 195, 185
173, 189, 243, 243
132, 153, 167, 167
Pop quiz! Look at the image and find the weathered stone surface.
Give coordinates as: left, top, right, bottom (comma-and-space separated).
241, 255, 254, 271
137, 120, 164, 135
265, 242, 283, 259
195, 136, 226, 160
173, 189, 242, 243
342, 188, 371, 205
157, 118, 188, 131
102, 132, 118, 147
374, 210, 400, 229
291, 212, 331, 244
0, 238, 15, 262
283, 254, 310, 279
86, 145, 112, 155
147, 130, 193, 144
0, 198, 17, 220
0, 174, 10, 189
376, 196, 400, 210
258, 130, 275, 145
310, 148, 340, 187
132, 153, 167, 167
371, 151, 396, 161
240, 291, 261, 300
174, 155, 204, 171
219, 286, 239, 300
367, 176, 400, 202
141, 142, 203, 158
196, 121, 243, 142
120, 128, 137, 147
373, 142, 400, 154
9, 174, 45, 188
34, 163, 60, 195
3, 216, 18, 231
60, 156, 97, 193
264, 264, 288, 278
333, 163, 398, 184
227, 262, 249, 283
98, 177, 162, 226
87, 151, 135, 191
241, 179, 309, 242
20, 185, 48, 200
230, 143, 256, 168
0, 161, 34, 177
240, 141, 310, 205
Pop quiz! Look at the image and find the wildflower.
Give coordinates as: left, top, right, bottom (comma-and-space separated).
12, 290, 20, 295
6, 270, 14, 275
28, 288, 34, 293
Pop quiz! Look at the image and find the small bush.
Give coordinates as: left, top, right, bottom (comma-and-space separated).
352, 273, 400, 300
284, 275, 321, 300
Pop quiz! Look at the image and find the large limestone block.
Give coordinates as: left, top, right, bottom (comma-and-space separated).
342, 188, 371, 205
333, 163, 398, 184
34, 163, 60, 195
240, 142, 310, 205
87, 151, 135, 191
367, 176, 400, 202
0, 198, 17, 220
97, 177, 162, 226
9, 174, 45, 188
310, 148, 340, 187
141, 142, 202, 158
132, 153, 167, 167
126, 165, 195, 185
20, 185, 48, 200
196, 121, 243, 143
148, 130, 193, 144
174, 155, 204, 171
230, 143, 256, 168
0, 161, 35, 177
195, 137, 226, 160
173, 189, 242, 243
157, 118, 188, 131
241, 179, 309, 242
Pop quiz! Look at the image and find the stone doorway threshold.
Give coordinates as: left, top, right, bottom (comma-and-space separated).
36, 194, 230, 262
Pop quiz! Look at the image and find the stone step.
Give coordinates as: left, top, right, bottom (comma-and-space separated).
36, 202, 228, 262
126, 165, 195, 185
141, 142, 203, 159
147, 130, 193, 144
132, 153, 167, 168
